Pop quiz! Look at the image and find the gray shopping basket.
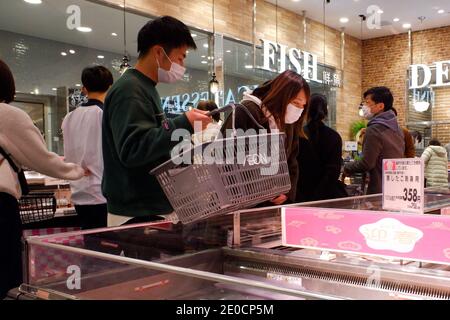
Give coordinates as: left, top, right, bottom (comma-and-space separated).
150, 104, 291, 224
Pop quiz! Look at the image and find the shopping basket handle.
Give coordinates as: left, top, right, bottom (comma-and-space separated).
207, 103, 265, 130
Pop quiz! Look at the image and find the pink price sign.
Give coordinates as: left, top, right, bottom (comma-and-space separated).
282, 207, 450, 265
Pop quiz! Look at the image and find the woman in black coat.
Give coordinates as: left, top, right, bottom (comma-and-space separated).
296, 94, 347, 202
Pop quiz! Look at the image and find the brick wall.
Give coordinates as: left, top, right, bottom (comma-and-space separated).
96, 0, 362, 140
363, 26, 450, 145
432, 88, 450, 144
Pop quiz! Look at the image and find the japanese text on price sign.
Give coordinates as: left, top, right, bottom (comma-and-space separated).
382, 159, 425, 214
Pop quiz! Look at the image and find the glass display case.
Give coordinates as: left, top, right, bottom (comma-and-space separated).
18, 188, 450, 300
22, 220, 338, 300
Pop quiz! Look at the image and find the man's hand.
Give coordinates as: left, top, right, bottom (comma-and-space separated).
271, 194, 288, 205
185, 109, 212, 132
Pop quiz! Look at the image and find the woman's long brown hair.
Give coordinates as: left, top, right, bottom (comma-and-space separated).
253, 70, 310, 134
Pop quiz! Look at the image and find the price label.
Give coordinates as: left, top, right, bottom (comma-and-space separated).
344, 141, 358, 151
382, 159, 425, 214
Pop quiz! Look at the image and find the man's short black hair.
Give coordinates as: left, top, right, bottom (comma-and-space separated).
0, 59, 15, 104
81, 66, 113, 93
364, 86, 394, 111
138, 16, 197, 58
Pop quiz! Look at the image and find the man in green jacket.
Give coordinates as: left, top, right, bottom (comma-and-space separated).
102, 16, 211, 226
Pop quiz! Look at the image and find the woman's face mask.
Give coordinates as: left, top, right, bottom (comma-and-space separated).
285, 104, 304, 124
156, 48, 186, 84
285, 90, 307, 124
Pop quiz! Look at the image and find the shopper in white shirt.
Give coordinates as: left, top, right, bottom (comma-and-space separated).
0, 59, 85, 299
192, 100, 223, 145
62, 66, 113, 229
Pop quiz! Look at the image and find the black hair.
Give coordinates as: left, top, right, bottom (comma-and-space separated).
429, 139, 441, 146
138, 16, 197, 58
81, 66, 113, 93
306, 93, 328, 143
411, 131, 422, 143
363, 86, 394, 111
0, 59, 15, 103
197, 100, 219, 122
308, 93, 328, 123
252, 80, 272, 99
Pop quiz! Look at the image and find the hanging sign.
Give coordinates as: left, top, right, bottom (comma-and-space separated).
260, 39, 342, 87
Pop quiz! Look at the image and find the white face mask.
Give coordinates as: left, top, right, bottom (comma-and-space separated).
285, 103, 304, 124
156, 49, 186, 83
361, 105, 374, 120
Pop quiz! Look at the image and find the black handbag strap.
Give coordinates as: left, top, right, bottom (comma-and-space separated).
0, 145, 30, 195
0, 146, 20, 172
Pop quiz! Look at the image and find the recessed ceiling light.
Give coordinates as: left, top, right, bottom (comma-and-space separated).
203, 43, 209, 48
292, 0, 301, 2
52, 88, 57, 91
24, 0, 42, 4
438, 9, 445, 14
377, 9, 384, 14
339, 17, 349, 23
403, 23, 412, 29
76, 26, 92, 33
30, 91, 35, 95
393, 18, 400, 22
97, 55, 105, 59
201, 61, 208, 64
226, 50, 231, 53
191, 33, 197, 37
245, 53, 249, 56
201, 55, 206, 58
61, 52, 67, 56
111, 33, 118, 37
245, 65, 253, 69
69, 50, 76, 54
75, 84, 81, 87
34, 89, 39, 95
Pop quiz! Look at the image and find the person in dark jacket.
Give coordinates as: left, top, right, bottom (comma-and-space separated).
392, 108, 415, 158
296, 94, 347, 202
222, 70, 310, 204
344, 87, 404, 194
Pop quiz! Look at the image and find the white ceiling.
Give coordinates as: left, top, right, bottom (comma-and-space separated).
266, 0, 450, 39
0, 0, 201, 58
0, 0, 264, 77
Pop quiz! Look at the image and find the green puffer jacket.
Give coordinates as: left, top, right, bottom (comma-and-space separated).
421, 146, 449, 188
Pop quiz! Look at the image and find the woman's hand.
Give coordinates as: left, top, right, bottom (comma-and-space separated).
271, 194, 288, 205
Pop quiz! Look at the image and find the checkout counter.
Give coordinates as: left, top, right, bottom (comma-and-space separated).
8, 188, 450, 300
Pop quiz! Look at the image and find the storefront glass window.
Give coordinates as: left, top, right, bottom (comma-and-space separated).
222, 38, 338, 129
0, 0, 212, 154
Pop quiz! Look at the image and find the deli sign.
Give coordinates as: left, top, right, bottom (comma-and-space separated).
410, 60, 450, 89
